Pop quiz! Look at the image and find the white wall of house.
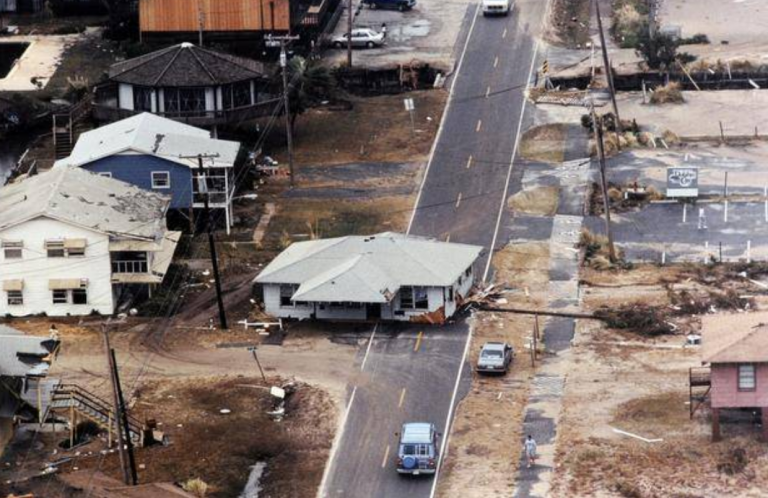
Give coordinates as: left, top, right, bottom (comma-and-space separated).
118, 83, 134, 111
0, 217, 115, 317
262, 284, 314, 320
205, 88, 216, 112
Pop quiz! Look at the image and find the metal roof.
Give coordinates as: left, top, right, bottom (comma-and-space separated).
0, 167, 170, 240
0, 327, 59, 378
54, 113, 240, 169
255, 233, 482, 303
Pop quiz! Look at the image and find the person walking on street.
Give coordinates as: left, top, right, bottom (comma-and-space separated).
381, 22, 388, 39
524, 435, 537, 468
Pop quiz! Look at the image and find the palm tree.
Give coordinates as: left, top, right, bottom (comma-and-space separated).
286, 56, 336, 135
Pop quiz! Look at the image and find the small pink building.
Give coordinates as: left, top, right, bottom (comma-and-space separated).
701, 312, 768, 441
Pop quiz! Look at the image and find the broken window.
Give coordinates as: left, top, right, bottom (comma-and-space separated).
280, 285, 295, 307
414, 287, 429, 309
72, 288, 88, 305
738, 364, 756, 391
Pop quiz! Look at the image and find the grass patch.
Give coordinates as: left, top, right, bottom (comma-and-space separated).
612, 0, 649, 48
520, 124, 568, 163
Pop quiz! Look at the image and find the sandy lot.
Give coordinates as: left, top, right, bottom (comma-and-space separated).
660, 0, 768, 47
617, 90, 768, 139
549, 264, 768, 497
437, 242, 551, 497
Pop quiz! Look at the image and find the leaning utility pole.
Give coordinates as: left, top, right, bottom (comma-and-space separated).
593, 111, 617, 263
197, 0, 205, 46
111, 348, 138, 485
347, 0, 353, 67
195, 154, 229, 329
103, 324, 130, 485
267, 34, 300, 186
594, 0, 621, 135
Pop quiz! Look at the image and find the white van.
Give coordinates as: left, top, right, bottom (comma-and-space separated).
482, 0, 510, 16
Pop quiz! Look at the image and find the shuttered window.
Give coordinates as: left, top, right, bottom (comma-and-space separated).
738, 364, 756, 391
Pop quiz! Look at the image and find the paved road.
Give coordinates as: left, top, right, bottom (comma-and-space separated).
321, 0, 545, 496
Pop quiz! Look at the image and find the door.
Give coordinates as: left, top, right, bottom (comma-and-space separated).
367, 303, 381, 320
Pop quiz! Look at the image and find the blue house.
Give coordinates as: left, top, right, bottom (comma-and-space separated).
55, 113, 241, 233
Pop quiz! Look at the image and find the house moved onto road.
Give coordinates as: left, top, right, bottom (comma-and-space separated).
254, 232, 483, 323
0, 325, 60, 457
55, 113, 241, 233
698, 312, 768, 441
0, 168, 180, 317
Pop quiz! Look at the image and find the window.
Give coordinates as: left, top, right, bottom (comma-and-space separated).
133, 86, 153, 112
2, 241, 22, 259
280, 285, 296, 307
223, 81, 252, 109
400, 287, 414, 309
46, 241, 65, 258
52, 289, 68, 304
414, 287, 429, 309
151, 171, 171, 189
71, 288, 88, 305
738, 364, 756, 391
98, 172, 113, 178
447, 287, 454, 301
68, 246, 85, 257
163, 87, 206, 117
7, 290, 23, 306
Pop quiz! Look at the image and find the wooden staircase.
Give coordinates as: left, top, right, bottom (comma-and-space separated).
52, 94, 92, 160
48, 383, 144, 446
689, 366, 711, 419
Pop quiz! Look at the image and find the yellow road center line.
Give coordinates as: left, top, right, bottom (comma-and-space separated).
414, 331, 424, 352
476, 120, 482, 132
398, 388, 407, 408
486, 86, 491, 98
382, 444, 391, 468
456, 192, 462, 208
494, 56, 499, 68
466, 155, 473, 169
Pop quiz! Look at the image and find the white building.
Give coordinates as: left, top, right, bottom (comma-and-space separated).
254, 233, 483, 324
0, 168, 180, 317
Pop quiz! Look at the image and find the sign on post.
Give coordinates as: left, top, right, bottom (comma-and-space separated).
403, 98, 415, 112
667, 167, 699, 198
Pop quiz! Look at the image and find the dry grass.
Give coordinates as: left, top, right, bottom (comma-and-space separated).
520, 124, 568, 163
507, 186, 560, 216
649, 82, 685, 105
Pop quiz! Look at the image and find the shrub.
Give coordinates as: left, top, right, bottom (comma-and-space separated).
649, 82, 684, 105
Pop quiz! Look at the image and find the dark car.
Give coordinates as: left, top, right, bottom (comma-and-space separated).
363, 0, 416, 11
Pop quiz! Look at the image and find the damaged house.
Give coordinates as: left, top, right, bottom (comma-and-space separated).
254, 232, 482, 323
0, 168, 180, 317
0, 325, 60, 457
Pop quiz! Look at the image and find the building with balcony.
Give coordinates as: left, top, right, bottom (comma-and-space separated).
92, 43, 279, 128
54, 112, 240, 233
0, 168, 180, 317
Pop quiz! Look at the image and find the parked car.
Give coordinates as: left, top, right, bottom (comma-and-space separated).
363, 0, 416, 11
476, 342, 514, 374
332, 29, 385, 49
396, 422, 439, 475
482, 0, 510, 16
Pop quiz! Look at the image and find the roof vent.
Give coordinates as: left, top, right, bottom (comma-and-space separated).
181, 42, 194, 48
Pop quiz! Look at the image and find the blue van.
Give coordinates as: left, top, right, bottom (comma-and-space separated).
396, 422, 439, 475
363, 0, 416, 11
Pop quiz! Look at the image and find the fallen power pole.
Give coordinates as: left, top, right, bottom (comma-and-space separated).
103, 324, 130, 485
111, 348, 138, 485
478, 306, 601, 320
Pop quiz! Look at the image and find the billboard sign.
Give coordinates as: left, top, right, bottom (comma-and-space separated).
667, 167, 699, 198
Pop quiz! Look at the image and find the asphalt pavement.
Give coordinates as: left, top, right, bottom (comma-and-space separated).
320, 0, 546, 496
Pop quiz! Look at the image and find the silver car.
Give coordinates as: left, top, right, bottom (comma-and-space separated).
476, 342, 513, 374
332, 28, 385, 49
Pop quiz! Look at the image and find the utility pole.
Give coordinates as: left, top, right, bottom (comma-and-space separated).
347, 0, 353, 67
194, 154, 229, 329
197, 0, 204, 46
103, 323, 130, 485
111, 348, 138, 485
593, 111, 617, 263
594, 0, 621, 138
267, 34, 300, 187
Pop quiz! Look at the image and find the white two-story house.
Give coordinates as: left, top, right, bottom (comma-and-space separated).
0, 168, 180, 317
254, 233, 483, 324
